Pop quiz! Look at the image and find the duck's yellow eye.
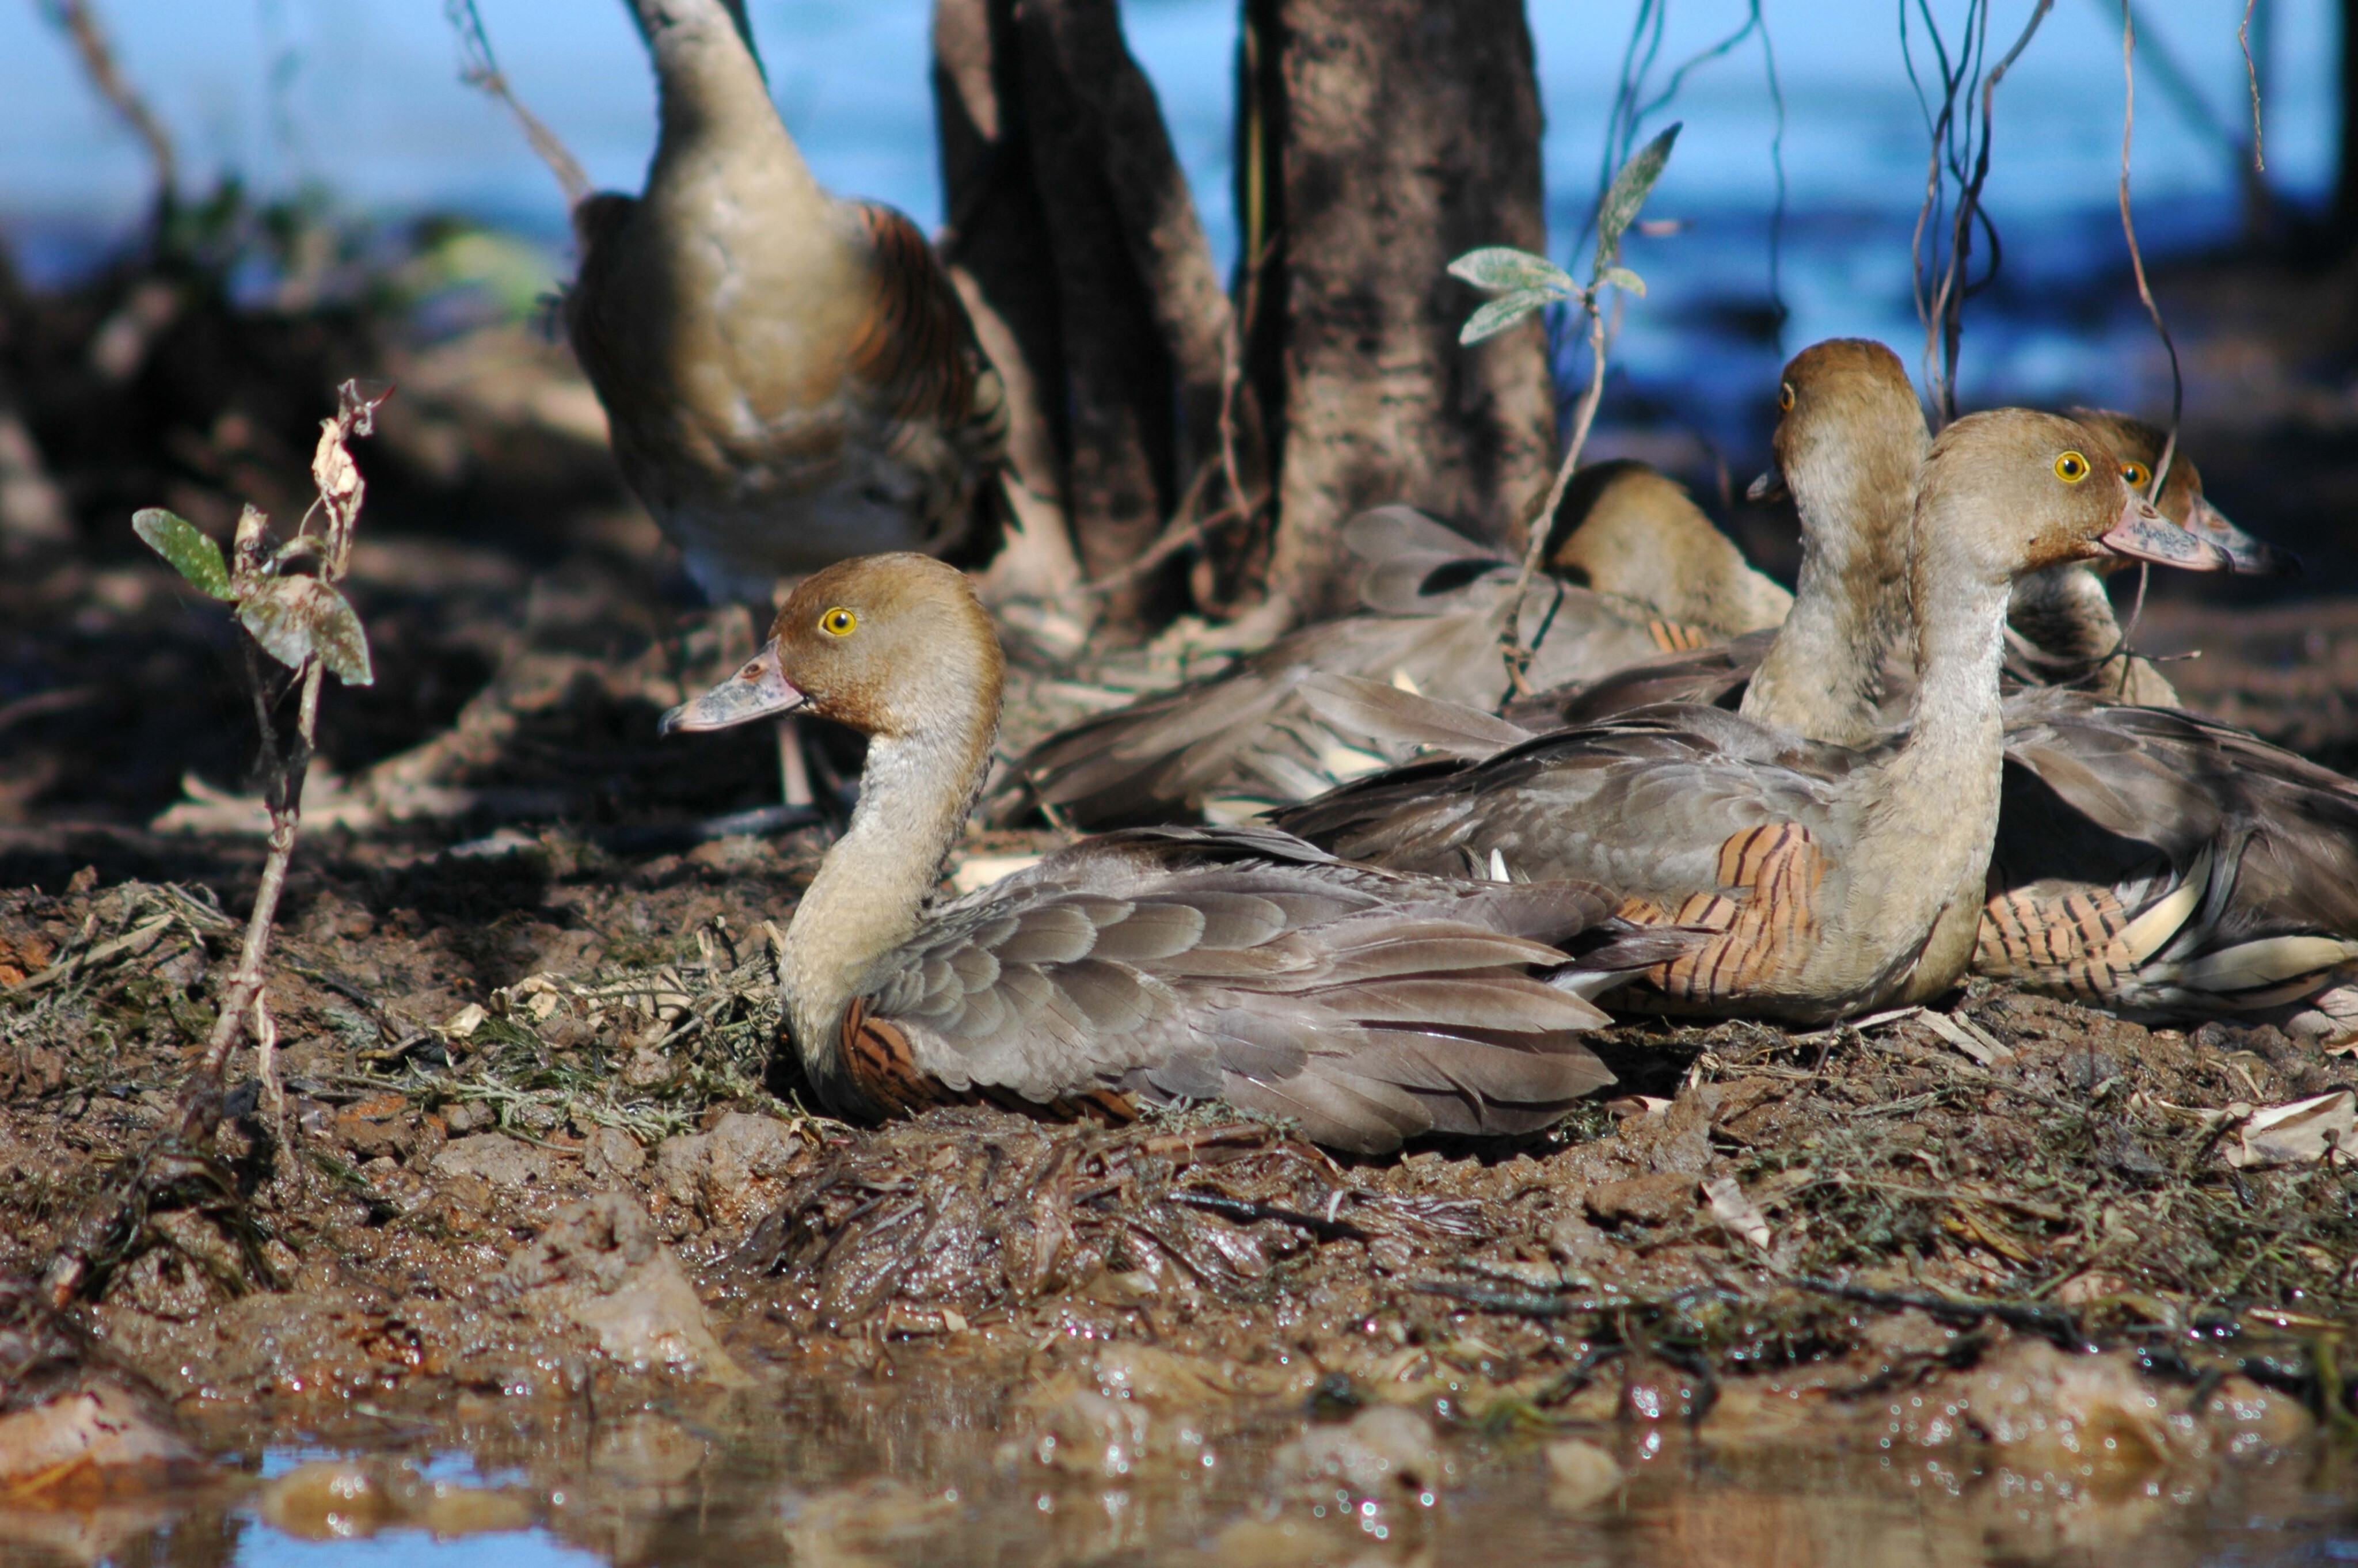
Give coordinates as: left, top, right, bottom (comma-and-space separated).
820, 607, 857, 637
1778, 382, 1796, 412
2120, 460, 2151, 489
2054, 451, 2090, 483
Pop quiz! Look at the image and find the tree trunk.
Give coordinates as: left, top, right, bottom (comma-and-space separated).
1241, 0, 1556, 625
933, 0, 1234, 631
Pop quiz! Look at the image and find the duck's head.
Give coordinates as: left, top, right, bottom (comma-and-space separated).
1751, 338, 1927, 511
661, 553, 1005, 743
2064, 409, 2298, 577
1919, 409, 2234, 585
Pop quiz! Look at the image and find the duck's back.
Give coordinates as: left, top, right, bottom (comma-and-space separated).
840, 825, 1658, 1153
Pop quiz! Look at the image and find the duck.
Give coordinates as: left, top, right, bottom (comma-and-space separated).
994, 460, 1792, 829
2002, 410, 2295, 707
1364, 349, 2353, 1028
1526, 390, 2288, 733
658, 554, 1693, 1154
567, 0, 1006, 803
1273, 410, 2232, 1023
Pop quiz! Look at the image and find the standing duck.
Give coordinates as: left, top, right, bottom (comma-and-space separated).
567, 0, 1006, 802
996, 462, 1790, 829
659, 555, 1684, 1153
1276, 412, 2231, 1023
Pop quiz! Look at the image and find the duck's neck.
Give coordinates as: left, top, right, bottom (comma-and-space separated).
1740, 443, 1918, 746
1820, 515, 2014, 1006
778, 692, 1002, 1095
2008, 564, 2121, 672
631, 0, 823, 205
2006, 565, 2180, 706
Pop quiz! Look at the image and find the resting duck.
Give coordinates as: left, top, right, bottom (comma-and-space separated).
1377, 349, 2350, 1028
1275, 410, 2231, 1023
997, 462, 1791, 829
2003, 410, 2295, 707
568, 0, 1006, 802
1531, 384, 2287, 732
660, 554, 1686, 1153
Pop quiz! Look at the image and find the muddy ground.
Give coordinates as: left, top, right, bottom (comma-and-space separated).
0, 229, 2356, 1563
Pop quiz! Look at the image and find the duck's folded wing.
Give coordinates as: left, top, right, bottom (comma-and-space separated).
846, 201, 1003, 442
1275, 709, 1848, 898
1509, 629, 1772, 730
864, 828, 1633, 1153
1999, 687, 2358, 942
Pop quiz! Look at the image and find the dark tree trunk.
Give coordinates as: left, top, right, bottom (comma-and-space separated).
933, 0, 1234, 630
1241, 0, 1556, 624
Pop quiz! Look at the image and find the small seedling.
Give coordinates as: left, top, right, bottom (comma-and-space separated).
1450, 123, 1679, 691
43, 379, 388, 1308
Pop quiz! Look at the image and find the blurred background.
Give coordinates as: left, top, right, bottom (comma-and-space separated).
0, 0, 2330, 436
5, 0, 2356, 843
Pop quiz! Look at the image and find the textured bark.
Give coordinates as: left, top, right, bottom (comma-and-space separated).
934, 0, 1078, 597
933, 0, 1233, 629
1243, 0, 1556, 623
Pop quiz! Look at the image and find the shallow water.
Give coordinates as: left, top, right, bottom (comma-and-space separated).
9, 1363, 2355, 1568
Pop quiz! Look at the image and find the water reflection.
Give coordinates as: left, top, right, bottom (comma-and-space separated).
0, 1360, 2349, 1567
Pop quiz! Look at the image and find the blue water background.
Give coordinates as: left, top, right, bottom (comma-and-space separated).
0, 0, 2336, 448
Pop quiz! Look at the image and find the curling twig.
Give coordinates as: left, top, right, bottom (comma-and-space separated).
445, 0, 591, 208
2114, 0, 2186, 696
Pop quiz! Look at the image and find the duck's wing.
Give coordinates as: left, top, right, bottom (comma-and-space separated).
1983, 688, 2358, 1015
858, 827, 1656, 1154
1507, 629, 1773, 730
1274, 705, 1852, 897
846, 201, 1008, 462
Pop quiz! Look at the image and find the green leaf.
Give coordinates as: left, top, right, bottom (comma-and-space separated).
1459, 290, 1562, 345
1596, 265, 1648, 298
1594, 123, 1682, 269
132, 509, 233, 600
237, 577, 375, 686
1447, 247, 1579, 299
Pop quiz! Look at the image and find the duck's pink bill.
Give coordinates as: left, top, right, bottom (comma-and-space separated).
2097, 497, 2234, 572
2192, 495, 2300, 577
659, 641, 808, 734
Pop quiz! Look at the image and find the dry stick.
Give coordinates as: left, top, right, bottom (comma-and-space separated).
445, 0, 591, 208
39, 0, 175, 214
2239, 0, 2267, 172
2114, 0, 2186, 698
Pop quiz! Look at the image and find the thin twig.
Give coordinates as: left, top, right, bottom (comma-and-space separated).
1503, 301, 1610, 695
37, 0, 176, 216
2239, 0, 2266, 172
2113, 0, 2185, 696
444, 0, 591, 208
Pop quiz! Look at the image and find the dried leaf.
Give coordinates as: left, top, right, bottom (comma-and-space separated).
1447, 246, 1578, 298
237, 576, 375, 686
1459, 290, 1560, 347
132, 509, 231, 600
1701, 1174, 1771, 1250
1595, 123, 1682, 268
2223, 1091, 2355, 1169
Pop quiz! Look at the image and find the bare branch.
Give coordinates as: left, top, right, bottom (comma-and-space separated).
37, 0, 176, 215
444, 0, 591, 208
